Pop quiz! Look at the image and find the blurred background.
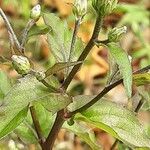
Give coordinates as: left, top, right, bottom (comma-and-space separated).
0, 0, 150, 149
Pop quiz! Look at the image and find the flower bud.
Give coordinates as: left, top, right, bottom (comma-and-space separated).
30, 4, 41, 20
108, 26, 127, 42
92, 0, 118, 16
73, 0, 87, 19
35, 71, 46, 81
12, 55, 31, 75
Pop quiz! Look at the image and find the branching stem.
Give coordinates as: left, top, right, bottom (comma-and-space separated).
45, 14, 103, 150
62, 15, 103, 90
65, 65, 150, 117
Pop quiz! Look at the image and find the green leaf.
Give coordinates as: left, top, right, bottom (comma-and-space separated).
45, 61, 82, 78
74, 96, 150, 148
0, 106, 28, 139
107, 42, 132, 98
34, 92, 71, 114
43, 13, 84, 63
0, 70, 12, 100
15, 103, 55, 143
15, 121, 38, 143
64, 122, 101, 150
28, 25, 50, 37
0, 74, 71, 139
133, 73, 150, 86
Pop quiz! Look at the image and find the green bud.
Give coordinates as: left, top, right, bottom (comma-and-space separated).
73, 0, 87, 19
92, 0, 118, 16
12, 55, 31, 75
35, 71, 46, 81
108, 26, 127, 42
30, 4, 41, 20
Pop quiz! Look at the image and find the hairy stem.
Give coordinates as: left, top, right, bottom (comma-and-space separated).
0, 8, 21, 51
30, 106, 45, 149
62, 15, 103, 90
44, 110, 65, 150
21, 19, 35, 52
67, 18, 81, 75
68, 18, 81, 63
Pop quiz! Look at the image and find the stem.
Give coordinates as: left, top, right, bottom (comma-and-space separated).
41, 80, 60, 92
66, 18, 81, 75
68, 18, 81, 63
72, 79, 123, 116
62, 15, 103, 90
30, 106, 45, 149
8, 31, 14, 52
0, 8, 21, 51
21, 19, 35, 52
43, 15, 103, 150
134, 99, 144, 113
44, 110, 65, 150
66, 65, 150, 117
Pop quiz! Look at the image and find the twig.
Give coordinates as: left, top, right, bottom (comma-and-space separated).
0, 8, 21, 51
68, 18, 81, 64
66, 65, 150, 117
62, 14, 103, 90
21, 19, 35, 52
30, 106, 45, 149
44, 110, 65, 150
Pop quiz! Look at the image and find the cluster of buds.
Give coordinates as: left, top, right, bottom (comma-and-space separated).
92, 0, 118, 16
12, 55, 31, 75
73, 0, 87, 19
108, 26, 127, 42
30, 4, 41, 21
